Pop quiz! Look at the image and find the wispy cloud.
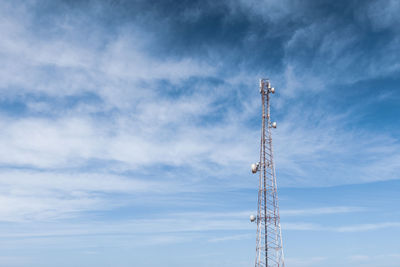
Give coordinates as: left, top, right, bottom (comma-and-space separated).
285, 256, 326, 267
284, 222, 400, 232
0, 0, 399, 189
0, 1, 399, 265
348, 253, 400, 267
336, 222, 400, 233
208, 234, 252, 243
281, 206, 365, 216
0, 169, 177, 222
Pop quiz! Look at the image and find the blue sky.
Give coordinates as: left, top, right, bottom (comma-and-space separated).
0, 0, 399, 266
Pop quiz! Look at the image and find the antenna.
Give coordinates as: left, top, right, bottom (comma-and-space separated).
251, 78, 285, 267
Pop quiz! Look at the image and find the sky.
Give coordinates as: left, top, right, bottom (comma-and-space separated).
0, 0, 400, 266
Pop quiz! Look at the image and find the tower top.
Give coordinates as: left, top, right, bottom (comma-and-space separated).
259, 79, 275, 94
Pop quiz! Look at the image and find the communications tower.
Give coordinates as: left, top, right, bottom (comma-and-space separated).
250, 79, 285, 267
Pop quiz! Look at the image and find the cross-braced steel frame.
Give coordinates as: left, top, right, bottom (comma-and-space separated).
255, 79, 285, 267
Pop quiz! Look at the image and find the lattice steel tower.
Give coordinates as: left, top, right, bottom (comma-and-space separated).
250, 79, 285, 267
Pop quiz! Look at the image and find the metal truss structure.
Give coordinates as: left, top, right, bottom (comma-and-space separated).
252, 79, 285, 267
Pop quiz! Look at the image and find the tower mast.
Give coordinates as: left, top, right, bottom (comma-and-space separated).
251, 79, 285, 267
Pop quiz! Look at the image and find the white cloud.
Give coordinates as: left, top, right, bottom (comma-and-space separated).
0, 0, 398, 239
0, 116, 104, 168
0, 2, 398, 266
348, 253, 400, 267
230, 0, 304, 23
363, 0, 400, 32
336, 222, 400, 233
208, 234, 252, 243
348, 254, 370, 262
281, 206, 365, 216
0, 169, 173, 222
273, 105, 400, 186
0, 0, 399, 191
0, 1, 215, 102
285, 256, 326, 267
283, 221, 400, 233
